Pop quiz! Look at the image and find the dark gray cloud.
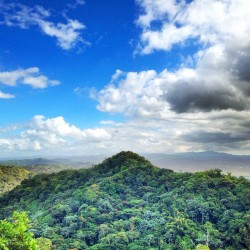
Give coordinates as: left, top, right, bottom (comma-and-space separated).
183, 131, 250, 144
230, 46, 250, 83
165, 81, 247, 113
241, 119, 250, 126
164, 42, 250, 113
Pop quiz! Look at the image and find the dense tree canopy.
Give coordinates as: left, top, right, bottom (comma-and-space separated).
0, 151, 249, 249
0, 166, 32, 195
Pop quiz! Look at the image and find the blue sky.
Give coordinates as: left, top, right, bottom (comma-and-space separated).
0, 0, 250, 157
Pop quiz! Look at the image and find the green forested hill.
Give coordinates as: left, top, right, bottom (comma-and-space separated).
0, 151, 249, 250
0, 165, 33, 195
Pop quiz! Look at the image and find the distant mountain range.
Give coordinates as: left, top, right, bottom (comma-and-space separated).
0, 151, 249, 177
144, 151, 250, 177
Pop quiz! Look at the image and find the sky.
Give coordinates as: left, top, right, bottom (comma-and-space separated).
0, 0, 250, 157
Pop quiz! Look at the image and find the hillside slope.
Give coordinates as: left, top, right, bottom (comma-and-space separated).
0, 165, 32, 195
0, 151, 249, 250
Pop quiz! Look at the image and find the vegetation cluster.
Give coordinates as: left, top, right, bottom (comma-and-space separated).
0, 151, 249, 249
0, 166, 33, 195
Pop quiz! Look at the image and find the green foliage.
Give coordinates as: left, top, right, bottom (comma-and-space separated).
0, 151, 249, 250
36, 237, 52, 250
0, 211, 38, 250
0, 165, 32, 195
195, 244, 210, 250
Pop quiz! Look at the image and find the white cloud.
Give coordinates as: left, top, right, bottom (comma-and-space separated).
96, 70, 164, 115
28, 115, 111, 142
0, 138, 42, 151
0, 67, 60, 90
99, 120, 116, 125
0, 68, 38, 86
111, 69, 123, 82
136, 0, 250, 54
67, 0, 85, 9
0, 116, 111, 155
0, 2, 86, 50
140, 23, 194, 54
136, 0, 183, 27
73, 87, 84, 96
22, 75, 59, 89
38, 19, 85, 50
0, 91, 15, 99
1, 111, 250, 156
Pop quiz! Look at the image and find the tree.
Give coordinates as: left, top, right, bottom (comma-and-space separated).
36, 238, 52, 250
0, 211, 38, 250
195, 244, 210, 250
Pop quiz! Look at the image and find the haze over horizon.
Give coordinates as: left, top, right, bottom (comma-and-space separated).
1, 0, 250, 157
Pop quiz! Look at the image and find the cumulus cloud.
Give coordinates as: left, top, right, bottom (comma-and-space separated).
135, 0, 250, 113
37, 19, 85, 50
95, 66, 249, 115
96, 70, 164, 115
136, 0, 250, 54
0, 2, 86, 50
95, 0, 250, 115
0, 91, 15, 99
0, 116, 111, 155
0, 138, 42, 152
27, 115, 111, 142
0, 67, 60, 90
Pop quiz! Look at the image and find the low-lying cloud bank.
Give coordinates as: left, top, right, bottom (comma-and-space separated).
1, 110, 250, 157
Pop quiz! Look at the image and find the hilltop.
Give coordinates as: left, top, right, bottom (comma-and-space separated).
0, 151, 249, 249
0, 165, 33, 195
